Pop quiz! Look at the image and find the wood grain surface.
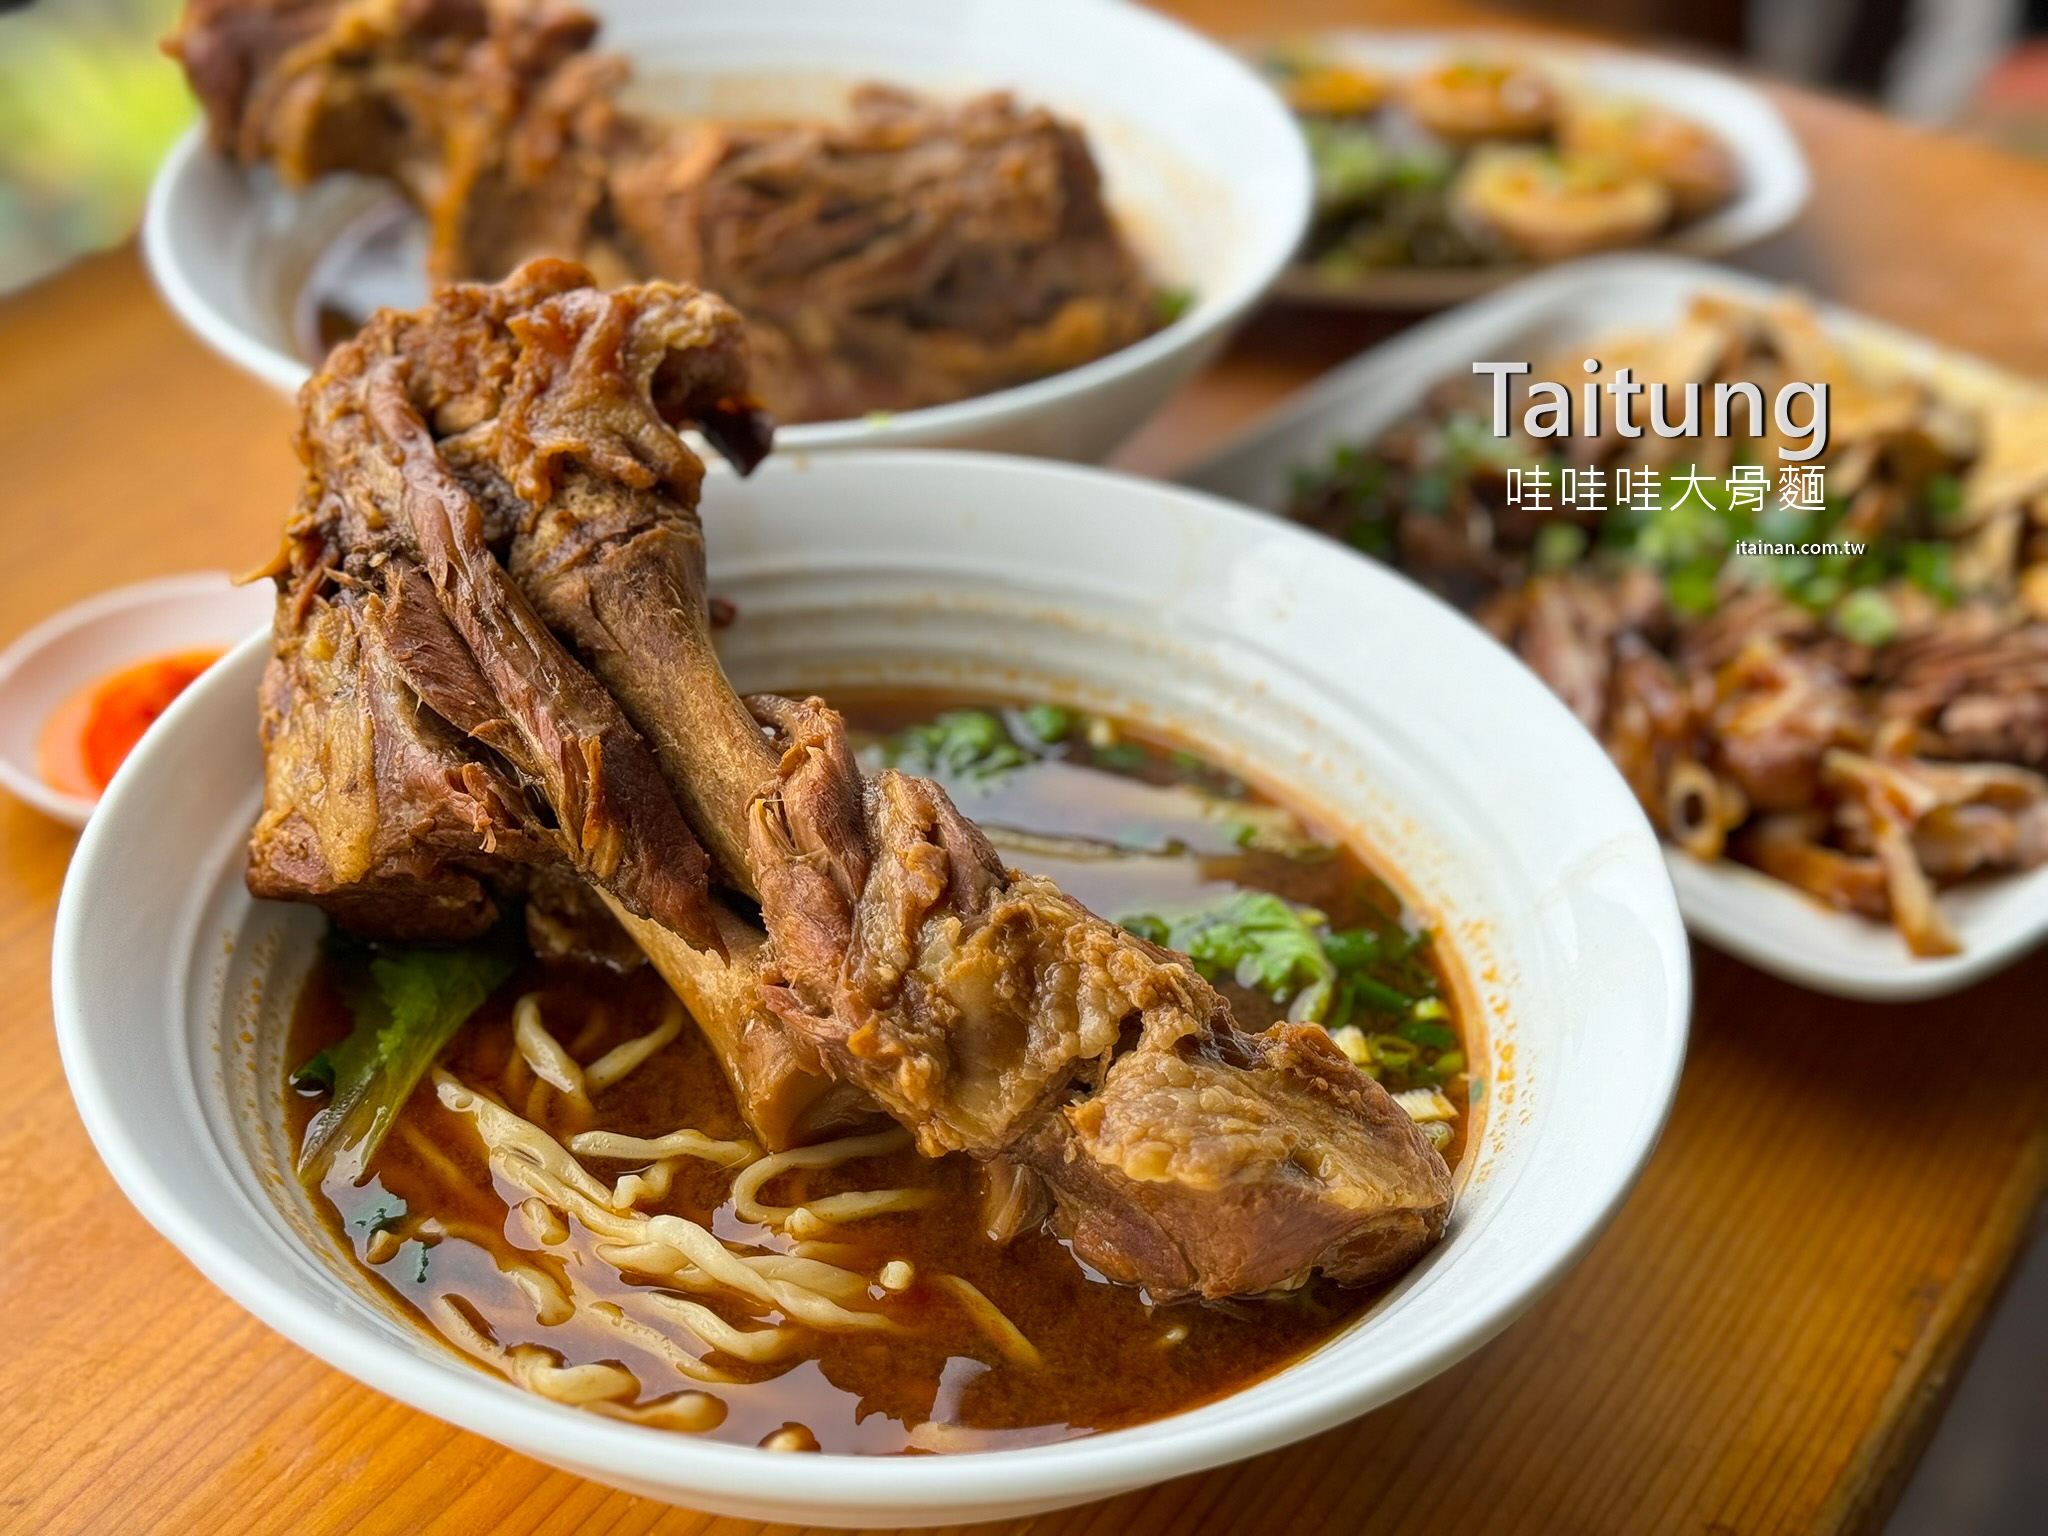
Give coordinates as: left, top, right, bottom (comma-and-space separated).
7, 6, 2048, 1532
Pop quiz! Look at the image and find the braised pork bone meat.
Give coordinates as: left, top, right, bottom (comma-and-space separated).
246, 259, 1452, 1300
167, 0, 1159, 424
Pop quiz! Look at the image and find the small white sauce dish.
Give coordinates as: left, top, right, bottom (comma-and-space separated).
54, 452, 1689, 1524
143, 0, 1311, 463
0, 572, 275, 828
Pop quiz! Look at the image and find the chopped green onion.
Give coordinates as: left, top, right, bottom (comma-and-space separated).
1397, 1018, 1456, 1050
1322, 929, 1383, 969
1345, 973, 1415, 1016
1369, 1033, 1419, 1070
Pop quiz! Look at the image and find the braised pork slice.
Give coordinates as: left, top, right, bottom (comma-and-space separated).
253, 259, 1453, 1298
167, 0, 1158, 423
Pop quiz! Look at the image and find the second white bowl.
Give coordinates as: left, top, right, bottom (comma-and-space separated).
144, 0, 1310, 462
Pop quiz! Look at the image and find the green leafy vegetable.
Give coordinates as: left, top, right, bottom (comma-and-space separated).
1303, 119, 1390, 210
1320, 929, 1381, 969
1154, 286, 1196, 326
1902, 541, 1957, 605
1923, 473, 1965, 528
1019, 704, 1073, 745
888, 710, 1031, 788
288, 1052, 335, 1094
294, 928, 517, 1182
1091, 741, 1150, 775
1534, 521, 1588, 573
1162, 892, 1339, 1022
1121, 890, 1458, 1089
1832, 587, 1899, 647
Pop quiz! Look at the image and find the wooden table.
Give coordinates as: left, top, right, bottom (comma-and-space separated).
8, 7, 2048, 1532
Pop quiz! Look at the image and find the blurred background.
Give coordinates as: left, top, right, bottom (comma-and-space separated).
9, 0, 2048, 294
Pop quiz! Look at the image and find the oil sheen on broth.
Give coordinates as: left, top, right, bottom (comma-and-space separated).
286, 693, 1471, 1454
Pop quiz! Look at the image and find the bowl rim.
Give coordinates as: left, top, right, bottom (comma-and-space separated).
53, 450, 1690, 1515
141, 0, 1313, 442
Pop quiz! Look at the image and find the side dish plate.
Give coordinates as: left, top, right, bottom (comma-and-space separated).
1254, 31, 1809, 311
1182, 254, 2048, 999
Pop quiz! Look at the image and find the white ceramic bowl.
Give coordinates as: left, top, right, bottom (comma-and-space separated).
1255, 30, 1809, 311
54, 452, 1689, 1525
1184, 253, 2048, 1000
143, 0, 1310, 462
0, 573, 276, 827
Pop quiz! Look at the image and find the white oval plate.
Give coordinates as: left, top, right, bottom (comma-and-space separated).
1253, 30, 1809, 311
144, 0, 1309, 464
54, 452, 1688, 1524
1183, 253, 2048, 1000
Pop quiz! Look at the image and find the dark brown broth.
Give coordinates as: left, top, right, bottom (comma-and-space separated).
287, 693, 1468, 1453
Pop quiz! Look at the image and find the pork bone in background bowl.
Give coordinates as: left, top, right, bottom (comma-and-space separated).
143, 0, 1309, 464
54, 453, 1688, 1526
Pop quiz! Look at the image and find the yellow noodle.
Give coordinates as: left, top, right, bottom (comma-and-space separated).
417, 1214, 514, 1258
740, 1254, 873, 1303
610, 1160, 676, 1209
583, 998, 684, 1092
786, 1187, 935, 1236
566, 1003, 609, 1059
513, 994, 588, 1099
589, 1391, 725, 1434
439, 1072, 619, 1211
429, 1293, 502, 1363
935, 1275, 1042, 1369
505, 1346, 637, 1405
730, 1128, 912, 1226
506, 1263, 575, 1327
394, 1119, 478, 1195
441, 1071, 895, 1332
567, 1128, 757, 1167
582, 1301, 737, 1384
641, 1293, 794, 1362
514, 1197, 568, 1246
788, 1240, 872, 1269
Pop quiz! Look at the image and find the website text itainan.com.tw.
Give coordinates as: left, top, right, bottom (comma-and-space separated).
1731, 540, 1868, 557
